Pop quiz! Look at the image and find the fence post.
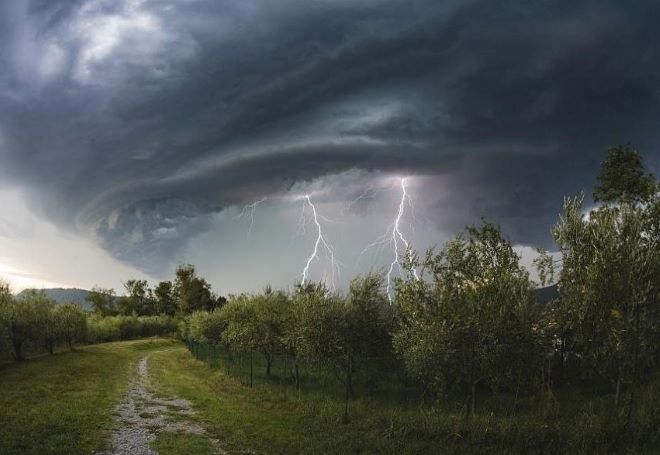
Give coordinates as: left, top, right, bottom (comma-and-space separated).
284, 351, 288, 400
250, 349, 254, 388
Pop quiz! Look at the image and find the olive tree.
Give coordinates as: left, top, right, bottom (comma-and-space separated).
220, 288, 291, 377
0, 280, 12, 357
8, 290, 53, 361
394, 222, 541, 419
291, 276, 392, 420
188, 310, 226, 343
551, 149, 659, 416
54, 303, 88, 351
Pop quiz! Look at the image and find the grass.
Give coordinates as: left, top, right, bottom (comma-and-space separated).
148, 346, 660, 455
0, 337, 177, 455
2, 339, 659, 454
150, 431, 216, 455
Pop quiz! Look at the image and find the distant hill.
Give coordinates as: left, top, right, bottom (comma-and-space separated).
15, 288, 92, 311
534, 284, 559, 305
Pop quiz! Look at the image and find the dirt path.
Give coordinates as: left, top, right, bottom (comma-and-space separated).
98, 354, 226, 455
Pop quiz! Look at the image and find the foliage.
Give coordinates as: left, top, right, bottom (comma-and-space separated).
218, 289, 291, 376
0, 279, 12, 356
6, 290, 54, 361
54, 303, 88, 350
117, 279, 154, 316
533, 248, 555, 287
551, 194, 660, 409
154, 280, 177, 316
593, 144, 656, 204
289, 282, 345, 362
174, 264, 215, 314
394, 222, 542, 414
86, 314, 176, 343
86, 287, 116, 316
187, 310, 226, 344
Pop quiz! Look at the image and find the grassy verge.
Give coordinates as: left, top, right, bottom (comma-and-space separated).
148, 346, 660, 454
0, 337, 177, 455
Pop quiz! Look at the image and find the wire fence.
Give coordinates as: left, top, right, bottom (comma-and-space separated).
183, 338, 660, 428
183, 339, 418, 406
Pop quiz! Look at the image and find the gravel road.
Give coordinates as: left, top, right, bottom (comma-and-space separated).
97, 354, 226, 455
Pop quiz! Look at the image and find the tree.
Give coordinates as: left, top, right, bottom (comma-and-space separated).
7, 290, 53, 361
286, 282, 332, 388
552, 193, 659, 414
54, 303, 88, 350
86, 287, 116, 316
291, 276, 393, 420
0, 279, 12, 356
593, 145, 655, 205
343, 274, 393, 394
188, 310, 226, 343
394, 222, 541, 419
251, 289, 290, 376
552, 148, 659, 419
174, 264, 213, 314
118, 279, 154, 316
153, 281, 177, 316
220, 289, 291, 377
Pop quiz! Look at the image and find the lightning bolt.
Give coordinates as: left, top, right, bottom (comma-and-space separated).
233, 197, 266, 241
360, 177, 419, 303
299, 195, 340, 287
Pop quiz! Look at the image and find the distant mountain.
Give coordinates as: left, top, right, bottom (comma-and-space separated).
534, 284, 559, 305
15, 288, 92, 311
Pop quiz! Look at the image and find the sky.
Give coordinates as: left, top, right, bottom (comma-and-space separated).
0, 0, 659, 295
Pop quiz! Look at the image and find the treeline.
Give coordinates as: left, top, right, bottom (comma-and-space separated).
183, 146, 660, 424
0, 264, 227, 362
0, 287, 87, 361
85, 263, 226, 317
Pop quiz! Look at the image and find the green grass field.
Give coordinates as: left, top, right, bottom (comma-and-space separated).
2, 339, 660, 455
148, 346, 660, 455
0, 338, 177, 455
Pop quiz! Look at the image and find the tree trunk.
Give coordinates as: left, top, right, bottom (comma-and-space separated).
614, 371, 622, 410
626, 298, 643, 425
249, 349, 253, 387
343, 356, 354, 423
12, 339, 24, 362
265, 351, 272, 377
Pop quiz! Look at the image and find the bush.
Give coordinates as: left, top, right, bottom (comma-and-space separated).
188, 310, 225, 343
86, 314, 176, 344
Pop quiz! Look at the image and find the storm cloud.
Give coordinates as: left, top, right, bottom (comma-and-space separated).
1, 0, 659, 278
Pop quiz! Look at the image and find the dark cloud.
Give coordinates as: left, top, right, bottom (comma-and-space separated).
0, 0, 659, 273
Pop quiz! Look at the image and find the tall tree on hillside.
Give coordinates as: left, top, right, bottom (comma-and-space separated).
174, 264, 213, 314
153, 280, 177, 316
593, 145, 656, 205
